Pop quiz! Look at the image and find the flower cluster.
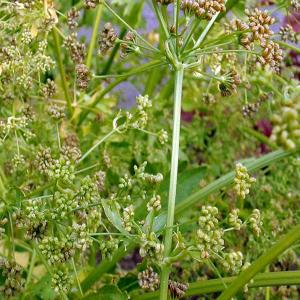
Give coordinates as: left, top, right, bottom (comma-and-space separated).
181, 0, 226, 20
222, 251, 244, 274
228, 8, 283, 72
51, 266, 71, 294
228, 209, 243, 230
0, 259, 25, 297
233, 163, 256, 199
270, 86, 300, 150
140, 232, 164, 260
99, 23, 117, 55
197, 206, 224, 259
249, 209, 263, 237
138, 267, 160, 291
279, 25, 299, 43
291, 0, 300, 11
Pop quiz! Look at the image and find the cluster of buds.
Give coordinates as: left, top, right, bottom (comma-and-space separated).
0, 259, 25, 297
99, 23, 117, 55
51, 266, 71, 294
48, 157, 75, 182
14, 199, 48, 240
228, 209, 243, 230
291, 0, 300, 11
12, 154, 25, 170
75, 63, 90, 90
158, 129, 169, 145
0, 218, 8, 239
63, 33, 86, 64
225, 18, 249, 34
242, 93, 270, 118
233, 163, 256, 199
181, 0, 226, 20
50, 191, 77, 220
0, 116, 31, 141
140, 232, 164, 260
197, 206, 224, 259
156, 0, 174, 4
94, 170, 106, 192
249, 209, 263, 236
168, 280, 189, 298
122, 205, 135, 232
132, 95, 152, 129
99, 238, 119, 259
36, 147, 54, 174
69, 223, 92, 251
138, 267, 160, 291
39, 236, 75, 265
258, 40, 283, 73
42, 78, 56, 99
85, 0, 97, 9
222, 251, 244, 274
279, 25, 299, 43
134, 162, 164, 185
228, 8, 283, 72
61, 144, 81, 163
76, 176, 100, 206
147, 194, 162, 212
245, 8, 275, 42
67, 8, 80, 30
270, 87, 300, 150
47, 104, 66, 120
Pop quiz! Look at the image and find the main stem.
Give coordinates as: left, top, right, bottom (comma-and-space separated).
160, 65, 184, 300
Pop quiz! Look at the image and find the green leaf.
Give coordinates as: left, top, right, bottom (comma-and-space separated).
118, 273, 139, 292
101, 199, 128, 235
83, 285, 127, 300
160, 167, 206, 207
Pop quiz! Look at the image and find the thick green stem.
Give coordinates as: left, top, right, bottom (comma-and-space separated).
131, 271, 300, 299
52, 27, 73, 116
160, 65, 184, 300
218, 224, 300, 300
86, 4, 103, 68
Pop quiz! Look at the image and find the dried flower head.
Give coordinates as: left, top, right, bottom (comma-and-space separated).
291, 0, 300, 11
138, 267, 160, 291
67, 8, 80, 30
156, 0, 175, 5
85, 0, 97, 9
245, 8, 275, 43
47, 104, 66, 120
279, 25, 299, 43
168, 280, 188, 298
42, 78, 56, 99
258, 40, 283, 73
63, 33, 86, 64
76, 63, 90, 90
99, 23, 117, 55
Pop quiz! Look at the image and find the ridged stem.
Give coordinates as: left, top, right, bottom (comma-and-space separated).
159, 65, 184, 300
